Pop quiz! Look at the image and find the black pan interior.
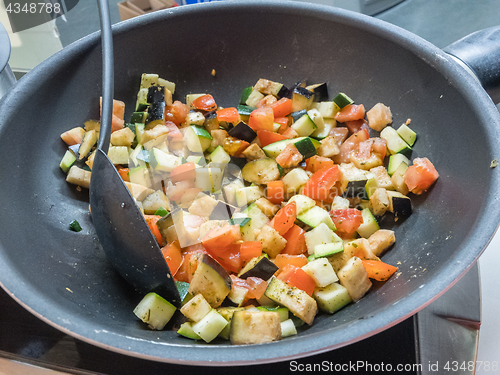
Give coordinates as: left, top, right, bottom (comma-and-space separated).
0, 1, 499, 365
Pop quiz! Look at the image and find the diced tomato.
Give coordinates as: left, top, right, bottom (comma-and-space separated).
174, 250, 205, 283
60, 127, 84, 146
274, 254, 308, 273
404, 157, 439, 195
330, 208, 363, 239
302, 165, 342, 202
191, 94, 217, 111
334, 104, 365, 123
213, 243, 243, 273
245, 277, 268, 299
240, 241, 263, 262
201, 224, 241, 254
165, 101, 189, 125
266, 180, 285, 205
270, 97, 293, 117
333, 129, 370, 164
257, 95, 278, 108
371, 137, 387, 159
166, 180, 195, 202
275, 143, 303, 168
164, 120, 183, 140
144, 214, 163, 245
274, 116, 289, 133
281, 225, 307, 255
329, 127, 349, 147
216, 107, 240, 124
356, 139, 373, 159
248, 106, 274, 132
257, 130, 287, 147
305, 155, 334, 173
273, 202, 297, 236
170, 162, 196, 184
161, 241, 183, 275
100, 98, 126, 132
281, 127, 299, 139
116, 166, 130, 182
362, 260, 398, 281
277, 264, 316, 296
345, 119, 369, 134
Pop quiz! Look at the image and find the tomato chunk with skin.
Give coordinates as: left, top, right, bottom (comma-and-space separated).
345, 119, 369, 134
201, 224, 241, 253
170, 162, 196, 184
305, 155, 334, 173
161, 241, 183, 275
270, 97, 293, 117
330, 208, 364, 239
302, 165, 342, 202
273, 201, 297, 236
404, 157, 439, 195
277, 264, 316, 296
144, 214, 163, 245
214, 243, 242, 273
216, 107, 240, 123
334, 104, 365, 123
248, 106, 274, 132
274, 254, 308, 273
245, 277, 268, 299
281, 225, 307, 255
240, 241, 263, 263
164, 120, 183, 140
165, 101, 189, 125
333, 129, 370, 164
175, 250, 205, 283
276, 143, 303, 168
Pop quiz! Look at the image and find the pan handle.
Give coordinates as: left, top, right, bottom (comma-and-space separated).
444, 26, 500, 104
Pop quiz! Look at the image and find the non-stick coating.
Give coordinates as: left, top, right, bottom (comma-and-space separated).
0, 1, 499, 365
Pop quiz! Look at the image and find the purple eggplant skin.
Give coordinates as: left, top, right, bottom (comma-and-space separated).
391, 196, 412, 217
309, 82, 329, 102
239, 256, 279, 280
201, 254, 232, 287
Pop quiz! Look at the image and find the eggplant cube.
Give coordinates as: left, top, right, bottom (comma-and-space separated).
238, 255, 279, 280
188, 254, 232, 308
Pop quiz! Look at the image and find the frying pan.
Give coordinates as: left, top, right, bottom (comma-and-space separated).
0, 0, 499, 365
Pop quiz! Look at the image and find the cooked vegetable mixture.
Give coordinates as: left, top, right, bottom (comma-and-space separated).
60, 74, 439, 345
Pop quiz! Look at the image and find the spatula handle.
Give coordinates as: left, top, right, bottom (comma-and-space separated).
97, 0, 114, 152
